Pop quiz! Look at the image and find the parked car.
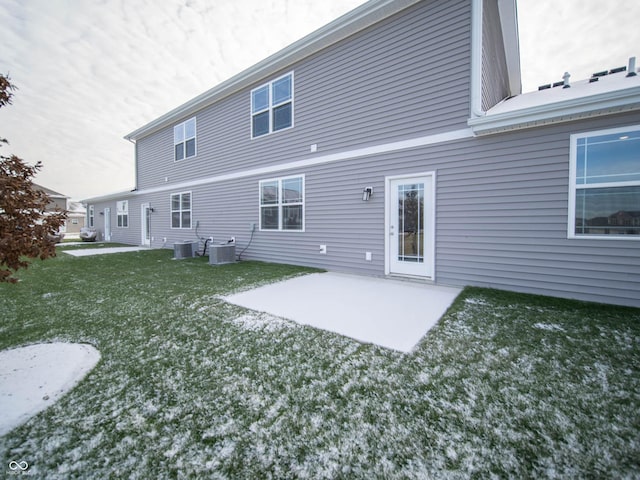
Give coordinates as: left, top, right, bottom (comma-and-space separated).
79, 227, 97, 242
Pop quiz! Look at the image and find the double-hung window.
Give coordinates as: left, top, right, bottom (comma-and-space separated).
88, 205, 94, 227
251, 72, 293, 138
259, 175, 304, 231
116, 200, 128, 228
569, 125, 640, 238
171, 192, 192, 229
174, 118, 196, 161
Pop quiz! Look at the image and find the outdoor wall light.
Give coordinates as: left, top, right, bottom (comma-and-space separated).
362, 186, 373, 201
99, 211, 104, 216
149, 207, 155, 213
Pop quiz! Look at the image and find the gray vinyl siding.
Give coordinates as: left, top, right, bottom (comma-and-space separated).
91, 198, 141, 245
114, 0, 640, 307
137, 172, 385, 274
197, 113, 638, 307
135, 0, 472, 192
435, 112, 640, 307
111, 111, 640, 307
481, 0, 510, 110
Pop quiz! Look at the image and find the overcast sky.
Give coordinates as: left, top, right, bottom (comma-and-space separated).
0, 0, 638, 201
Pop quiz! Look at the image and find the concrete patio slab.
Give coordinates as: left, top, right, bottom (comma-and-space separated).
224, 272, 462, 353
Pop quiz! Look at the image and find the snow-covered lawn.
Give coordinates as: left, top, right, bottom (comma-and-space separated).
1, 249, 639, 478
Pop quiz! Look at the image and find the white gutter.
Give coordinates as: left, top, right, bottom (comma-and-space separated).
81, 189, 137, 204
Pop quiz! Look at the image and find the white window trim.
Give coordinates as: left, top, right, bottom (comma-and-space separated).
116, 200, 129, 228
259, 174, 305, 232
88, 205, 94, 227
568, 124, 640, 240
174, 117, 197, 162
250, 72, 294, 139
170, 191, 193, 229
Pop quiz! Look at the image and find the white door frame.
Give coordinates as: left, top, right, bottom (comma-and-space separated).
103, 207, 111, 242
141, 203, 151, 247
384, 172, 436, 280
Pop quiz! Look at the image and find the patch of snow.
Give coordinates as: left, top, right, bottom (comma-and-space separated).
0, 343, 100, 436
533, 322, 566, 332
464, 297, 490, 306
230, 313, 293, 333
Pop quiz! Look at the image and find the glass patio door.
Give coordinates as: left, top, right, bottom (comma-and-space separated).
388, 175, 434, 278
141, 203, 151, 246
104, 207, 111, 241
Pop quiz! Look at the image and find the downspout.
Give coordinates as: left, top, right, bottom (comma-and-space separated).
470, 0, 485, 118
125, 136, 138, 192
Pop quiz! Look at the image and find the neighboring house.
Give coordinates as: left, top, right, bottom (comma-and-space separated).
34, 184, 85, 236
36, 184, 68, 212
65, 201, 86, 237
82, 0, 640, 307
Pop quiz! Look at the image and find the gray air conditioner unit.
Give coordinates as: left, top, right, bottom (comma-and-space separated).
173, 241, 199, 259
209, 243, 236, 265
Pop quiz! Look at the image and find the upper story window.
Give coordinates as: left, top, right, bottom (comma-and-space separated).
171, 191, 192, 229
259, 175, 304, 231
569, 125, 640, 238
251, 72, 293, 138
116, 200, 129, 228
174, 118, 196, 161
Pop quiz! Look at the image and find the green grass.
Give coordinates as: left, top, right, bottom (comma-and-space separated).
1, 248, 639, 478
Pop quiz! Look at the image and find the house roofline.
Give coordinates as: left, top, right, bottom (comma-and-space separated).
34, 183, 69, 199
124, 0, 420, 142
81, 189, 137, 204
468, 84, 640, 135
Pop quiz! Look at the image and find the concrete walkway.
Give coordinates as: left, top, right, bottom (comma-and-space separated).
224, 272, 462, 353
63, 246, 148, 257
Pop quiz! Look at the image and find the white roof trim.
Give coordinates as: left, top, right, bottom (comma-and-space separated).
124, 0, 420, 142
81, 189, 136, 204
